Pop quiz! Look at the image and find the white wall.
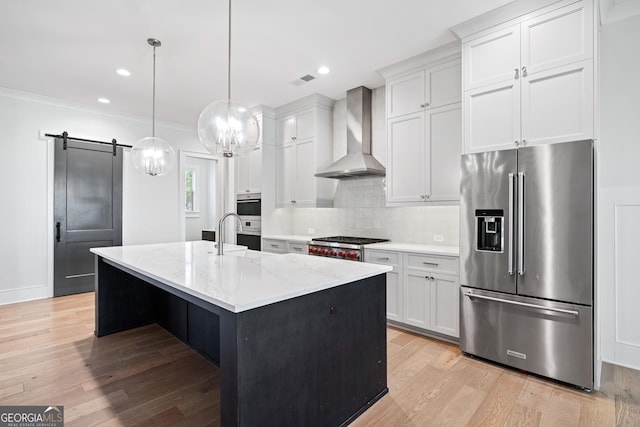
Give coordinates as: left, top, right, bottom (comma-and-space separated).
272, 87, 460, 246
598, 14, 640, 370
0, 88, 210, 304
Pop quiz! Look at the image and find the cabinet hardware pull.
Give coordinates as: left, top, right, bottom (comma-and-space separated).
522, 139, 527, 146
425, 276, 430, 280
293, 247, 302, 251
56, 221, 61, 242
378, 257, 390, 261
422, 261, 439, 266
424, 102, 430, 107
431, 276, 435, 281
514, 140, 519, 146
514, 68, 519, 79
270, 244, 278, 247
521, 66, 527, 77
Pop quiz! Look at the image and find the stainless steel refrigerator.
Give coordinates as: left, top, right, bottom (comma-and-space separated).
459, 139, 593, 389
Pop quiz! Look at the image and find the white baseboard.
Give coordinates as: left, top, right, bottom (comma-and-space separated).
0, 285, 50, 306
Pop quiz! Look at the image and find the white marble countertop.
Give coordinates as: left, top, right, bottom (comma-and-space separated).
91, 240, 391, 313
261, 235, 459, 256
365, 242, 459, 257
262, 235, 313, 243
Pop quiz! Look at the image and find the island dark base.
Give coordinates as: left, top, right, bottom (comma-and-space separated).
94, 256, 388, 426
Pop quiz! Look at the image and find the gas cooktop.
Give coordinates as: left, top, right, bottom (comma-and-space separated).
311, 236, 389, 245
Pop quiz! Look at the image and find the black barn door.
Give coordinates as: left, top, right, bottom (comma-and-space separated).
54, 138, 123, 296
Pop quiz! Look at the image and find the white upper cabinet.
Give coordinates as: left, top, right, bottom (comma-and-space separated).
464, 25, 520, 90
520, 1, 593, 75
461, 0, 594, 153
275, 94, 334, 208
380, 43, 463, 206
387, 72, 426, 118
236, 115, 263, 193
387, 60, 462, 119
277, 109, 315, 145
236, 145, 262, 194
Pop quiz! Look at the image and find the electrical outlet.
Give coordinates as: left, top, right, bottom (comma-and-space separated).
308, 228, 315, 234
433, 234, 444, 242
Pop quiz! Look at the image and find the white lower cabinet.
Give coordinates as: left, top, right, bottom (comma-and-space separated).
262, 238, 309, 255
365, 248, 460, 339
404, 270, 431, 329
365, 249, 403, 322
262, 239, 287, 254
429, 273, 460, 337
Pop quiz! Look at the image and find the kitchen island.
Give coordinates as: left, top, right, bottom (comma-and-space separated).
91, 241, 391, 426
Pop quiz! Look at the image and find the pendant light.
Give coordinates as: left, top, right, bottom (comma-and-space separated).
197, 0, 259, 158
131, 38, 176, 176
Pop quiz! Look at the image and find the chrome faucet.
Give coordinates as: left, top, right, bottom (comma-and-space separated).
217, 212, 243, 255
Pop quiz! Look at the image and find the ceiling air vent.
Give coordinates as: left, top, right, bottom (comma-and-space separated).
291, 74, 316, 86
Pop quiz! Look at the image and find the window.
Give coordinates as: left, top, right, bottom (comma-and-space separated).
185, 168, 197, 213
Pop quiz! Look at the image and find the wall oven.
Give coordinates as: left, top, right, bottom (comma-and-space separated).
236, 193, 261, 251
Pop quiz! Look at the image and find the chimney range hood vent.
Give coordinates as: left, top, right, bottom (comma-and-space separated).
315, 86, 385, 179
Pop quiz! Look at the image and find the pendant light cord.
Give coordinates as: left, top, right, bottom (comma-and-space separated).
152, 44, 157, 138
227, 0, 231, 101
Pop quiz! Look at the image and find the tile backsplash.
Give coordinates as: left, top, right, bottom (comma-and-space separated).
286, 176, 459, 245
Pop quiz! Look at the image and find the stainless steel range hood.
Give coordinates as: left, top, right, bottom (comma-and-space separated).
315, 86, 385, 179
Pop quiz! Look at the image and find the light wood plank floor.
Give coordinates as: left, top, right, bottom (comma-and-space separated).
0, 293, 637, 426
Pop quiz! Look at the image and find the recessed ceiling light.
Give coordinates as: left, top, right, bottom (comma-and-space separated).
317, 66, 330, 75
116, 68, 131, 77
97, 98, 111, 104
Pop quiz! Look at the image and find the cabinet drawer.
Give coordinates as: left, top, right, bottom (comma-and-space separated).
262, 239, 287, 254
288, 242, 309, 254
406, 254, 458, 275
365, 250, 400, 267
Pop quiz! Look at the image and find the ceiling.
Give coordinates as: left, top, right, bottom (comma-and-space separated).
0, 0, 513, 127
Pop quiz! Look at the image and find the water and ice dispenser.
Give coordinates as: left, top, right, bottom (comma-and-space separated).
475, 209, 504, 252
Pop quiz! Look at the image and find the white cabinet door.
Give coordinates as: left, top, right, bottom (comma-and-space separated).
429, 60, 462, 109
386, 271, 403, 322
464, 79, 521, 153
294, 140, 315, 206
364, 249, 403, 322
236, 146, 262, 193
404, 271, 430, 329
464, 25, 520, 90
277, 116, 296, 145
295, 110, 316, 141
387, 112, 426, 203
521, 59, 593, 146
276, 143, 295, 207
521, 1, 593, 75
387, 71, 426, 118
427, 103, 462, 201
236, 155, 250, 194
249, 145, 262, 192
430, 273, 459, 338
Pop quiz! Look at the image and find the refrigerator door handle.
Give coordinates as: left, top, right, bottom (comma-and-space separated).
518, 172, 525, 276
508, 173, 515, 275
463, 291, 579, 316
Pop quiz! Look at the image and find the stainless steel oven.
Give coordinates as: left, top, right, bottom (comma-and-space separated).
236, 193, 261, 250
236, 192, 261, 216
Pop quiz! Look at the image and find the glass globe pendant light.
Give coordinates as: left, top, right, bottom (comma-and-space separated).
131, 38, 176, 176
197, 0, 259, 158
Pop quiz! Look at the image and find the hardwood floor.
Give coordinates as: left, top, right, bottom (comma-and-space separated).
0, 293, 637, 426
